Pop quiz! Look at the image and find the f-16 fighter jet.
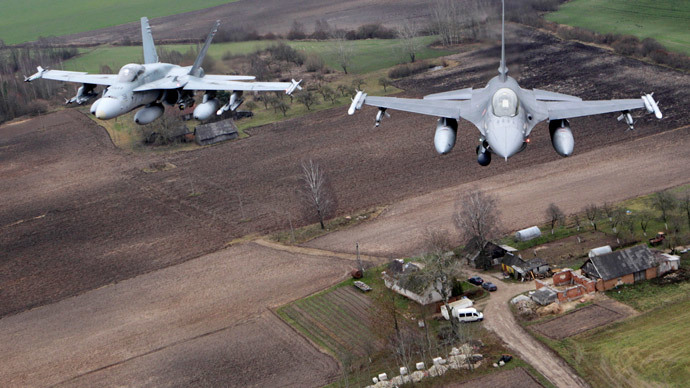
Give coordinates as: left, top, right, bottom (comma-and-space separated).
26, 17, 302, 124
348, 0, 661, 166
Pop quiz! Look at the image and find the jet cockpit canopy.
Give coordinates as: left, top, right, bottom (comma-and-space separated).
492, 87, 519, 117
117, 64, 145, 83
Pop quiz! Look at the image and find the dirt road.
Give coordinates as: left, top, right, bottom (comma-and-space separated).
306, 125, 690, 257
468, 271, 590, 388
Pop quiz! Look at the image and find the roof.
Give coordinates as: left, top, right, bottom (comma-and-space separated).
531, 288, 557, 305
524, 258, 549, 271
501, 253, 525, 267
195, 119, 238, 145
582, 245, 657, 280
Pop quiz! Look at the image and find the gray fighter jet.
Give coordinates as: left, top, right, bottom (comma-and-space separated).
348, 0, 662, 166
25, 18, 302, 124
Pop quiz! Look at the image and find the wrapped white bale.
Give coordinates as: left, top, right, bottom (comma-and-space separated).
399, 366, 408, 375
378, 373, 388, 381
416, 362, 425, 370
515, 226, 541, 241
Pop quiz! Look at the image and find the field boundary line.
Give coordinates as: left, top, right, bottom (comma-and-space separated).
252, 238, 390, 264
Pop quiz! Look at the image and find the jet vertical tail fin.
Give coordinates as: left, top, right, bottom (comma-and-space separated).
189, 20, 220, 77
498, 0, 508, 82
141, 17, 159, 64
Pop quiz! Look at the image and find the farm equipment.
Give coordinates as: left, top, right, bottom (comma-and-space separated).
649, 232, 666, 246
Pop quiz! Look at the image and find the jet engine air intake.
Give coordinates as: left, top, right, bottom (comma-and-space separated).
434, 117, 458, 154
549, 119, 574, 157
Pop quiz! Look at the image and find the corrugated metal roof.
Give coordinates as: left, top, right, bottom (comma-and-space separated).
582, 245, 657, 280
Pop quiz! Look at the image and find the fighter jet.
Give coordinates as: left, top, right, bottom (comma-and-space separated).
348, 0, 662, 166
25, 17, 302, 124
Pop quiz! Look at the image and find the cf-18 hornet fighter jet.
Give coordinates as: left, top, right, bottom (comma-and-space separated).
26, 17, 302, 124
348, 0, 662, 166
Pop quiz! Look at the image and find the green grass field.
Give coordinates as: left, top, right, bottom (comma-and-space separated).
62, 36, 451, 74
555, 299, 690, 387
546, 0, 690, 55
0, 0, 236, 45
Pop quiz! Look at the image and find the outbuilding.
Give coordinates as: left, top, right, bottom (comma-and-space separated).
581, 245, 659, 290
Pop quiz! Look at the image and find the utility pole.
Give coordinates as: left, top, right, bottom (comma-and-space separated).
356, 242, 364, 275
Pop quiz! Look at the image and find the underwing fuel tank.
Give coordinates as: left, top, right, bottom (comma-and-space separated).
193, 98, 220, 121
549, 119, 574, 157
434, 117, 458, 154
134, 104, 164, 125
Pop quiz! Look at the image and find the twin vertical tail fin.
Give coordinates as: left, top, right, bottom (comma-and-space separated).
189, 20, 221, 77
140, 17, 159, 64
498, 0, 508, 82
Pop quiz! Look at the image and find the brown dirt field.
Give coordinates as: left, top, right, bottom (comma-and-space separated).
48, 0, 432, 45
531, 301, 634, 341
0, 242, 349, 387
2, 25, 689, 320
443, 367, 544, 388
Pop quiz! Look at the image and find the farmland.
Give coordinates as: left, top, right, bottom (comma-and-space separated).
0, 0, 235, 45
552, 299, 690, 388
546, 0, 690, 55
63, 36, 451, 74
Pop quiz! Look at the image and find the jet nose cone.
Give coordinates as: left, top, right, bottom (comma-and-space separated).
95, 98, 122, 120
486, 125, 523, 160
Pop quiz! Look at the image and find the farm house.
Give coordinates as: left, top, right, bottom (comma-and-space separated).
381, 259, 449, 305
581, 245, 679, 291
462, 238, 517, 269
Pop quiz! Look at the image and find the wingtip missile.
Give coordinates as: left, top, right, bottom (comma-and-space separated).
642, 93, 662, 119
348, 90, 367, 115
24, 66, 45, 82
286, 79, 302, 95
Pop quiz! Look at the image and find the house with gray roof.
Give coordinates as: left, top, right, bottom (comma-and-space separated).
581, 245, 661, 290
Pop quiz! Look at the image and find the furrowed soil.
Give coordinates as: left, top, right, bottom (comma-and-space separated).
1, 25, 689, 387
2, 25, 689, 318
443, 367, 544, 388
46, 0, 432, 46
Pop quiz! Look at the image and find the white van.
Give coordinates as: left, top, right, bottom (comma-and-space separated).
440, 297, 474, 320
454, 308, 483, 323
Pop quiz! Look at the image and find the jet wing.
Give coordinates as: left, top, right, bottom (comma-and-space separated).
533, 88, 582, 102
183, 78, 298, 93
364, 96, 463, 118
202, 74, 256, 81
423, 88, 473, 101
133, 77, 184, 91
25, 67, 117, 85
545, 99, 646, 120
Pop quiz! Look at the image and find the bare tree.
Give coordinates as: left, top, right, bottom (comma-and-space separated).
331, 30, 353, 74
296, 90, 318, 110
415, 229, 463, 338
429, 0, 491, 46
453, 189, 501, 263
299, 159, 334, 229
638, 210, 652, 236
573, 214, 582, 231
378, 77, 392, 92
680, 193, 690, 230
546, 203, 565, 235
584, 204, 599, 231
602, 202, 614, 221
653, 191, 677, 230
397, 20, 423, 63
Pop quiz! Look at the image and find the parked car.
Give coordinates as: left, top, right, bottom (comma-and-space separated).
482, 282, 497, 291
454, 307, 484, 323
468, 276, 484, 285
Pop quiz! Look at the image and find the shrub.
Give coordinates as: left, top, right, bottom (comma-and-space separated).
304, 53, 325, 72
388, 61, 432, 79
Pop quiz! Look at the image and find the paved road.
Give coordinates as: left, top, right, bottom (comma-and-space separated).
466, 270, 590, 388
